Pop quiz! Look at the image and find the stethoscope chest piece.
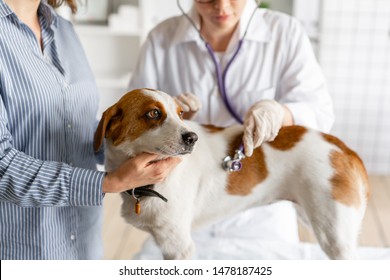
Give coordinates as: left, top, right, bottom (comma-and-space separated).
222, 148, 246, 172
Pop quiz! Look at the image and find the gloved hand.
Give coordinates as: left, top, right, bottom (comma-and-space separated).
175, 93, 202, 120
243, 100, 285, 157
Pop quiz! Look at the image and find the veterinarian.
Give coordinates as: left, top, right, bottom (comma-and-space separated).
0, 0, 181, 260
129, 0, 334, 258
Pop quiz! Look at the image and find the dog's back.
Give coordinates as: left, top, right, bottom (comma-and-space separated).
185, 124, 369, 234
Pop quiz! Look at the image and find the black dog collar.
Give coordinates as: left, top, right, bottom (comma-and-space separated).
125, 185, 168, 202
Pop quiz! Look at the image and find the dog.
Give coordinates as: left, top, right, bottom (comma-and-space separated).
94, 88, 370, 260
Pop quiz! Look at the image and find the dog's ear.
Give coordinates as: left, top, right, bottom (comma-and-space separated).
93, 105, 122, 152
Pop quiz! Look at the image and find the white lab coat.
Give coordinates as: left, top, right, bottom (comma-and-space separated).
130, 1, 334, 130
130, 1, 334, 259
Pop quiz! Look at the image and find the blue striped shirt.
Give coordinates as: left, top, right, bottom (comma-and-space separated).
0, 1, 106, 259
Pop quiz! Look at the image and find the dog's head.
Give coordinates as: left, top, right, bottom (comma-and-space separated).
94, 88, 198, 157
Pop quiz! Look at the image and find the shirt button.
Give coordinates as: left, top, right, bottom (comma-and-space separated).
67, 123, 71, 128
70, 234, 75, 240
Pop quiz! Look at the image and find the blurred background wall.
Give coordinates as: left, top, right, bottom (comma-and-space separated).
59, 0, 390, 175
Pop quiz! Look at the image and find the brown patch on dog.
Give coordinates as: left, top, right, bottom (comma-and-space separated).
226, 132, 268, 196
202, 124, 225, 133
225, 126, 307, 196
323, 134, 370, 208
94, 89, 167, 151
268, 126, 307, 151
173, 98, 184, 120
176, 103, 184, 119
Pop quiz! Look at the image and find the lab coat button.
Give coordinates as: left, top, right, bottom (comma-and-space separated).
70, 234, 75, 240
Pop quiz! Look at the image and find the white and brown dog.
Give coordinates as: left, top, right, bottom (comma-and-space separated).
94, 88, 370, 260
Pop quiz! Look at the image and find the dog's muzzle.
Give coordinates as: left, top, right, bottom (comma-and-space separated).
156, 131, 199, 156
182, 132, 198, 146
174, 131, 198, 155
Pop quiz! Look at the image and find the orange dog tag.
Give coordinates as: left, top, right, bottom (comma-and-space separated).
135, 200, 141, 215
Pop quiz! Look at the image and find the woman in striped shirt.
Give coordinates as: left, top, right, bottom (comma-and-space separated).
0, 0, 181, 259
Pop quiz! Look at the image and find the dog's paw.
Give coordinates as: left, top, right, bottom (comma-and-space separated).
163, 242, 195, 260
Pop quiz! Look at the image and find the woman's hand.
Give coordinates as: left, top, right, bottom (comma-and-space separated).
102, 153, 182, 193
175, 93, 202, 120
243, 100, 293, 157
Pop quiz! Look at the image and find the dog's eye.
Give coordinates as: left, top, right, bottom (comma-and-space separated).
146, 109, 161, 119
179, 110, 184, 119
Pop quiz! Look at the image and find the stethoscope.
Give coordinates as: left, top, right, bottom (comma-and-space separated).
177, 0, 259, 172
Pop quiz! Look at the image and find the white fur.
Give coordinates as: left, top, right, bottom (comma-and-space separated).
102, 89, 368, 260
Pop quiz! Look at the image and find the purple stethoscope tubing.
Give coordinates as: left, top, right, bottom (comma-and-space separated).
205, 40, 244, 124
177, 0, 259, 157
205, 41, 245, 154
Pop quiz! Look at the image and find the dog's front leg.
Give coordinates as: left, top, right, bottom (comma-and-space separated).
151, 226, 195, 260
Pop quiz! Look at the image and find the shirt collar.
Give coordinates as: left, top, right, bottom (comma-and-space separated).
0, 0, 58, 28
171, 0, 271, 47
239, 0, 271, 43
39, 1, 59, 28
171, 5, 204, 46
0, 0, 13, 18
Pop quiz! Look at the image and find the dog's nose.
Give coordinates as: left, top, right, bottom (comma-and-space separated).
182, 132, 198, 146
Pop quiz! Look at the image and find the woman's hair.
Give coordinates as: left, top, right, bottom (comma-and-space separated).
47, 0, 77, 14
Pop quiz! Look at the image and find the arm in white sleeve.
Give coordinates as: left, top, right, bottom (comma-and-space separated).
278, 18, 334, 133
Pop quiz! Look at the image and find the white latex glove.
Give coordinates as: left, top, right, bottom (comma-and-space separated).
243, 100, 285, 157
175, 93, 202, 120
